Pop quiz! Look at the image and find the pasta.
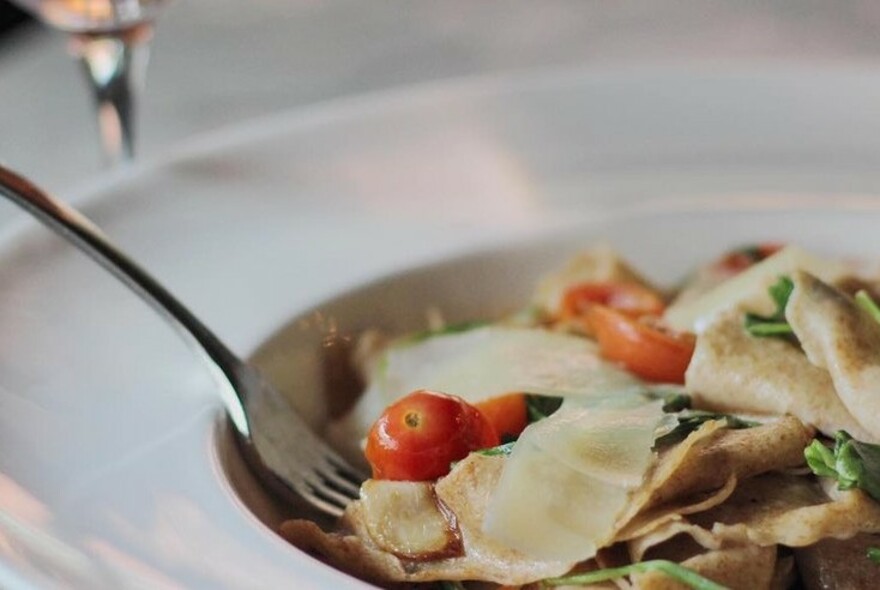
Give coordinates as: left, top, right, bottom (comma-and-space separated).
280, 244, 880, 589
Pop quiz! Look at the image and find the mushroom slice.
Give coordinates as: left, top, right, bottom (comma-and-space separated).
358, 480, 461, 559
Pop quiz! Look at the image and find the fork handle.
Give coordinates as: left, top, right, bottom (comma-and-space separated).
0, 164, 252, 437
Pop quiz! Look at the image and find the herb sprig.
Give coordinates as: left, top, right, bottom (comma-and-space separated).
475, 441, 516, 457
541, 559, 727, 590
744, 276, 794, 337
654, 410, 756, 448
805, 431, 880, 503
855, 289, 880, 324
659, 391, 692, 413
525, 395, 563, 422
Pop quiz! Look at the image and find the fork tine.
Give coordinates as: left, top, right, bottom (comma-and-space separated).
327, 453, 369, 484
296, 486, 346, 518
293, 440, 365, 494
312, 481, 357, 510
301, 471, 358, 510
314, 461, 363, 497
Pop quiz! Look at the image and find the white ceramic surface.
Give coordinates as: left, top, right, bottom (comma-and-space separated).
2, 65, 880, 588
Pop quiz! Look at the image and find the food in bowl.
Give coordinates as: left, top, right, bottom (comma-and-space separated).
279, 243, 880, 589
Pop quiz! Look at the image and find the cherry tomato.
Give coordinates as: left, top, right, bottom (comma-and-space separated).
716, 243, 785, 274
365, 390, 499, 481
474, 393, 528, 440
587, 305, 696, 384
561, 281, 665, 319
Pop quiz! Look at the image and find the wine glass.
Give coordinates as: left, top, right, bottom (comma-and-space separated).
10, 0, 170, 164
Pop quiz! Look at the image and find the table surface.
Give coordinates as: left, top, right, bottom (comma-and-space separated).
4, 1, 880, 196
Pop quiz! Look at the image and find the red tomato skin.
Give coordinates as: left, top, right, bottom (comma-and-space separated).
365, 390, 499, 481
561, 282, 665, 319
587, 305, 695, 384
716, 243, 785, 274
717, 252, 754, 273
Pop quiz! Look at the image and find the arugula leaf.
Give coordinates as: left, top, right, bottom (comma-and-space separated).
475, 441, 516, 457
541, 559, 727, 590
743, 319, 795, 337
744, 275, 795, 338
805, 431, 880, 502
868, 547, 880, 564
525, 394, 563, 422
768, 273, 796, 310
654, 410, 757, 448
856, 290, 880, 325
438, 581, 467, 590
659, 391, 692, 413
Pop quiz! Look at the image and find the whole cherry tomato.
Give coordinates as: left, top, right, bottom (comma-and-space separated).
561, 281, 665, 319
365, 390, 499, 481
587, 305, 696, 384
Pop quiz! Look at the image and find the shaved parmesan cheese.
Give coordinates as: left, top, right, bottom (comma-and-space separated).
482, 401, 666, 562
664, 246, 846, 333
336, 327, 645, 448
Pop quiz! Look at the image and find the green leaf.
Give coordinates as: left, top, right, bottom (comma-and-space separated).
868, 547, 880, 564
475, 441, 516, 457
743, 317, 794, 337
541, 559, 728, 590
855, 290, 880, 325
438, 581, 468, 590
744, 276, 795, 338
805, 431, 880, 503
768, 274, 795, 311
804, 440, 838, 479
660, 392, 692, 413
654, 410, 757, 448
525, 394, 563, 422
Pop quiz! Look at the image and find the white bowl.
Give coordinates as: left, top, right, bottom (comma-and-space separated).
3, 64, 880, 588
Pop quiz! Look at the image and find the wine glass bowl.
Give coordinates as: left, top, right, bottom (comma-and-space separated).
9, 0, 171, 164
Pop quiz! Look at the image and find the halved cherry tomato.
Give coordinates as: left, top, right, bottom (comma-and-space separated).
716, 243, 785, 274
365, 390, 499, 481
587, 305, 696, 384
475, 393, 528, 440
561, 281, 665, 319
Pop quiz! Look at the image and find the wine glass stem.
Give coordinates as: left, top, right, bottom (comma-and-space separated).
69, 25, 153, 165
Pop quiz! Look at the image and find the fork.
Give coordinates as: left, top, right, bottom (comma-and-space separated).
0, 164, 366, 518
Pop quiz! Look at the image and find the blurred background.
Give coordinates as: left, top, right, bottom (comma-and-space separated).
0, 0, 27, 33
4, 1, 880, 195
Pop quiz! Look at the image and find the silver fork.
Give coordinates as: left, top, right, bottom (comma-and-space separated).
0, 164, 366, 518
